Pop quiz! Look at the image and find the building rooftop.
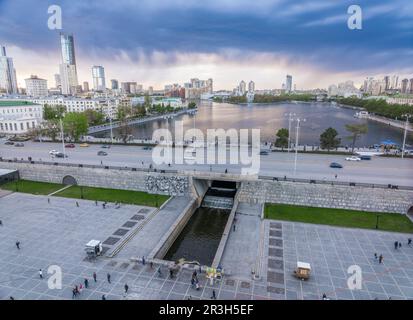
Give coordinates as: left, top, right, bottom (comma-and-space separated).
0, 100, 39, 107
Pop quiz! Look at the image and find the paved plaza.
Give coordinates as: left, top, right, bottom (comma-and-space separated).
1, 193, 413, 300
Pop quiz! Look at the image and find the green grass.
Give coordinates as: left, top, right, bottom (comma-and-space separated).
264, 203, 413, 233
55, 185, 169, 208
0, 179, 65, 195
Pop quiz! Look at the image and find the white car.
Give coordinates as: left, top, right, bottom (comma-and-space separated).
345, 156, 361, 161
49, 150, 59, 155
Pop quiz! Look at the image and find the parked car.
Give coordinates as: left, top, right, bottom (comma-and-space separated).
4, 141, 14, 145
345, 156, 361, 161
14, 142, 24, 147
101, 145, 110, 149
49, 150, 59, 155
79, 143, 89, 147
55, 152, 67, 158
330, 162, 343, 168
260, 150, 270, 155
97, 151, 108, 156
65, 143, 75, 148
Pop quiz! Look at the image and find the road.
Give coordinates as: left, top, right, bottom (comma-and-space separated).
1, 141, 412, 186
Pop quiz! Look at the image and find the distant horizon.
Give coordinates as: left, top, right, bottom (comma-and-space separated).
1, 0, 412, 91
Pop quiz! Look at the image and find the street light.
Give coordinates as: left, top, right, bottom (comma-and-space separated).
401, 114, 411, 159
109, 116, 114, 145
285, 113, 296, 153
293, 118, 306, 176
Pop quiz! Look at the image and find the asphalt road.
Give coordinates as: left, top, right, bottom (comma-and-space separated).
1, 141, 412, 187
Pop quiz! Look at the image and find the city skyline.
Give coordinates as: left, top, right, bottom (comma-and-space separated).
0, 0, 412, 90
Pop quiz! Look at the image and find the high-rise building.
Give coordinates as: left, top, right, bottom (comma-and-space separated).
285, 75, 292, 92
59, 33, 78, 95
83, 81, 89, 92
111, 79, 119, 90
25, 75, 48, 97
391, 75, 399, 90
54, 74, 61, 89
409, 79, 413, 94
92, 65, 106, 91
0, 45, 18, 94
239, 80, 246, 95
384, 75, 390, 90
401, 79, 409, 94
248, 81, 255, 93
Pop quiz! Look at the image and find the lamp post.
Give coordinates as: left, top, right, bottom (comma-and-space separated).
285, 113, 296, 153
401, 114, 411, 159
109, 116, 114, 145
293, 118, 306, 176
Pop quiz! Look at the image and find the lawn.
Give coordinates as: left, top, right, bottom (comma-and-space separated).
55, 185, 169, 208
0, 179, 65, 195
264, 203, 413, 233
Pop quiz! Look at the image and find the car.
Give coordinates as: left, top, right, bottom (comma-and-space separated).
14, 142, 24, 147
4, 141, 14, 145
65, 143, 75, 148
259, 150, 270, 155
49, 150, 59, 155
97, 151, 108, 156
360, 155, 371, 160
79, 143, 89, 147
142, 146, 152, 150
330, 162, 343, 168
101, 145, 110, 149
55, 152, 67, 158
345, 156, 361, 161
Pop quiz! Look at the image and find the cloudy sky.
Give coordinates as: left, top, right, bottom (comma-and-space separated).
0, 0, 412, 90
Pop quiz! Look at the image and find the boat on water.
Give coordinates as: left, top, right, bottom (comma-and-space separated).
354, 111, 369, 118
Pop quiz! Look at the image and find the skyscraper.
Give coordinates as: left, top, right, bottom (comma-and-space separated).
286, 75, 292, 92
248, 81, 255, 93
401, 79, 409, 94
0, 45, 18, 94
239, 80, 246, 95
384, 75, 390, 90
59, 33, 78, 95
111, 79, 119, 90
83, 81, 89, 92
410, 79, 413, 94
92, 66, 106, 91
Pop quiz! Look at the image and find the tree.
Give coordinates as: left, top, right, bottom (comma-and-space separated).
43, 104, 66, 120
116, 105, 132, 143
275, 128, 289, 148
63, 112, 88, 142
188, 102, 197, 109
345, 123, 368, 153
84, 109, 105, 126
320, 127, 341, 151
40, 120, 60, 141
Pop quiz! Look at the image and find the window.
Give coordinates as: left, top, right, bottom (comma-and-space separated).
14, 123, 17, 131
26, 122, 30, 129
20, 123, 24, 130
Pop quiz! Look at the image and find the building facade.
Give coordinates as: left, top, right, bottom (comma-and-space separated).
0, 100, 43, 134
25, 75, 48, 97
59, 33, 78, 95
0, 46, 18, 95
92, 65, 106, 91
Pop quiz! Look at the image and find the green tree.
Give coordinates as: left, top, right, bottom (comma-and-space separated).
275, 128, 289, 148
84, 109, 105, 126
43, 104, 66, 120
188, 102, 197, 109
320, 127, 341, 151
345, 123, 368, 153
63, 112, 88, 142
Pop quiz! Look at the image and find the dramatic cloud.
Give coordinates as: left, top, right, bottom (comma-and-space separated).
0, 0, 411, 89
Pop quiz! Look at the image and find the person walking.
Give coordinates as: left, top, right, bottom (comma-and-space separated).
48, 198, 50, 204
15, 241, 20, 250
39, 269, 43, 279
379, 254, 384, 264
142, 256, 146, 265
95, 200, 98, 206
124, 283, 129, 295
211, 290, 216, 300
157, 267, 162, 277
72, 288, 76, 299
408, 238, 412, 246
102, 294, 106, 300
107, 273, 111, 284
79, 284, 83, 295
374, 253, 378, 260
394, 241, 399, 250
233, 224, 236, 232
76, 201, 79, 207
169, 269, 174, 279
84, 278, 89, 289
93, 272, 97, 282
399, 242, 402, 249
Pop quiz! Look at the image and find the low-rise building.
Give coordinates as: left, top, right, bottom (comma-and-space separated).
0, 100, 43, 134
25, 75, 48, 97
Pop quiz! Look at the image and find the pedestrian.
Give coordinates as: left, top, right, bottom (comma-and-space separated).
93, 272, 97, 282
191, 278, 195, 288
335, 174, 337, 179
379, 254, 383, 264
124, 283, 129, 294
211, 290, 216, 300
79, 284, 83, 294
95, 200, 98, 206
74, 285, 79, 296
48, 198, 50, 204
9, 296, 15, 300
76, 201, 79, 207
169, 269, 174, 279
394, 241, 398, 250
102, 294, 106, 300
158, 267, 162, 277
408, 238, 412, 246
15, 241, 20, 250
225, 168, 228, 174
399, 242, 402, 249
0, 220, 2, 226
233, 224, 236, 232
374, 253, 378, 260
195, 282, 200, 291
101, 160, 103, 165
142, 256, 146, 265
150, 262, 153, 269
72, 288, 76, 299
84, 278, 89, 288
107, 273, 111, 284
39, 269, 43, 279
322, 293, 327, 300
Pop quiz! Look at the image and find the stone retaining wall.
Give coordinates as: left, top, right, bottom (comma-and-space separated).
238, 180, 413, 214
